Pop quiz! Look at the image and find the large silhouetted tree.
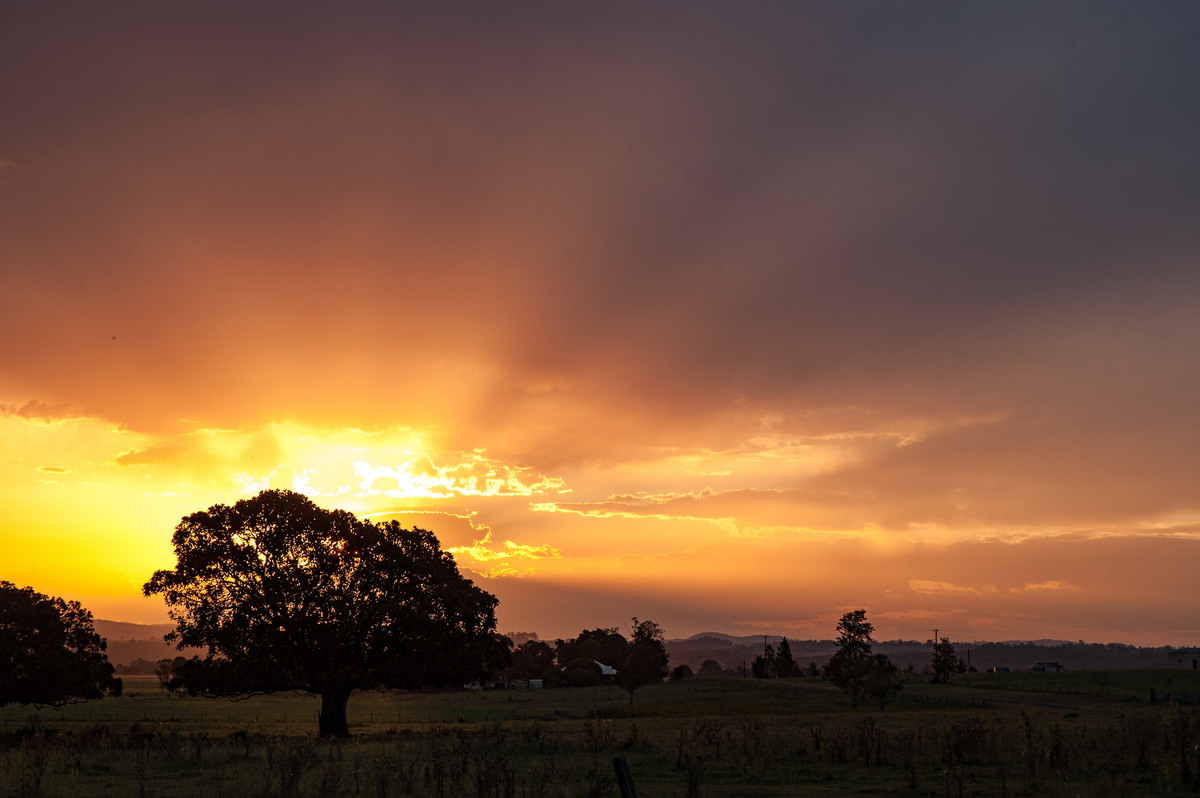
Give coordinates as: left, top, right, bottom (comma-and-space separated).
143, 489, 504, 737
0, 581, 121, 707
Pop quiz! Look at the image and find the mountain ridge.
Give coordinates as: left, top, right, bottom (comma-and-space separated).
93, 621, 1191, 672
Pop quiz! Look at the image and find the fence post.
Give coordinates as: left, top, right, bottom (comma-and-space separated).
614, 756, 638, 798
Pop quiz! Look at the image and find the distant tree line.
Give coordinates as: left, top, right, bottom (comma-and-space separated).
500, 618, 670, 703
751, 637, 821, 679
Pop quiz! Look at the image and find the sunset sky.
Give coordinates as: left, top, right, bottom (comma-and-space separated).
4, 2, 1200, 646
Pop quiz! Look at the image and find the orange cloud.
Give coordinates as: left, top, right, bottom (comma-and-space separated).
4, 3, 1200, 646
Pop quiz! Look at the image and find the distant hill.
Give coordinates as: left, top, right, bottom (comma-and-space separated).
94, 619, 175, 641
92, 621, 1183, 673
94, 619, 193, 669
665, 633, 1181, 673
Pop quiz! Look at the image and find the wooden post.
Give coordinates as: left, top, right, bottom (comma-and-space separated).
613, 756, 638, 798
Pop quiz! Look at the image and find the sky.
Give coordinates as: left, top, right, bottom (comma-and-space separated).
3, 2, 1200, 646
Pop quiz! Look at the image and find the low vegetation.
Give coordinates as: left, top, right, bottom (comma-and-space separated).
5, 670, 1200, 797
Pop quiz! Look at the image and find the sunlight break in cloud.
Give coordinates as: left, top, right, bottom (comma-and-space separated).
368, 509, 562, 579
908, 580, 997, 596
448, 535, 562, 579
1018, 581, 1075, 593
354, 452, 566, 499
531, 499, 738, 535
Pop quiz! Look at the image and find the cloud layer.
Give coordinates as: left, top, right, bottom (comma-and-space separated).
2, 2, 1199, 642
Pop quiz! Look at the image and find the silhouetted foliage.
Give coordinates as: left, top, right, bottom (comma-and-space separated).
863, 653, 904, 709
554, 627, 629, 669
671, 664, 693, 680
113, 657, 160, 675
562, 658, 604, 687
503, 638, 556, 681
617, 617, 670, 703
697, 659, 725, 678
773, 637, 800, 678
0, 581, 121, 707
143, 489, 503, 737
931, 636, 961, 684
824, 609, 876, 706
752, 642, 775, 678
156, 656, 191, 688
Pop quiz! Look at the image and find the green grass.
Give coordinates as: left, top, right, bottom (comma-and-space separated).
5, 673, 1200, 796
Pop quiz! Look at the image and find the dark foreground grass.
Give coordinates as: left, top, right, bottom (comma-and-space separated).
4, 672, 1200, 796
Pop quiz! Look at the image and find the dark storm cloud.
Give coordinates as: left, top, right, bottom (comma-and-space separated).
2, 0, 1198, 469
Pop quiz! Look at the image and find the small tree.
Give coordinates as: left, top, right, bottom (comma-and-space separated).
155, 656, 193, 689
670, 664, 693, 681
617, 617, 669, 703
823, 609, 875, 707
773, 637, 799, 678
0, 581, 121, 707
144, 489, 504, 737
752, 642, 775, 679
862, 653, 903, 709
931, 636, 960, 684
504, 639, 556, 681
555, 627, 629, 669
562, 658, 603, 687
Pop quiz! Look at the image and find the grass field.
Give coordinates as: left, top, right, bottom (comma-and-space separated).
5, 670, 1200, 797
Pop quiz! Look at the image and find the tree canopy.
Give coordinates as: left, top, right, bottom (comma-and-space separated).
862, 653, 904, 709
143, 489, 504, 737
823, 609, 901, 707
503, 639, 556, 682
617, 617, 670, 702
772, 637, 800, 679
553, 627, 630, 669
753, 637, 802, 679
0, 581, 120, 707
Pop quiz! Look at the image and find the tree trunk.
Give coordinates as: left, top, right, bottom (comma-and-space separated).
318, 688, 352, 738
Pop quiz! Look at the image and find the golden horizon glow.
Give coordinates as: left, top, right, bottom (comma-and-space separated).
5, 401, 1200, 644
